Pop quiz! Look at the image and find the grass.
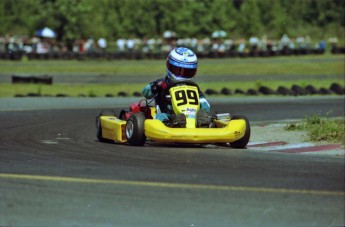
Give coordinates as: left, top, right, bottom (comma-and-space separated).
0, 80, 342, 97
200, 55, 344, 76
0, 54, 344, 97
285, 115, 345, 144
197, 80, 342, 92
1, 54, 343, 76
0, 83, 145, 97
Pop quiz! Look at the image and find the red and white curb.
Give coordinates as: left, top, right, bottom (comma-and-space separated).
247, 141, 345, 156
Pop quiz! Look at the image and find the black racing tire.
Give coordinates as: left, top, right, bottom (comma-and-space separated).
118, 109, 128, 120
230, 115, 251, 149
96, 110, 115, 142
126, 112, 146, 146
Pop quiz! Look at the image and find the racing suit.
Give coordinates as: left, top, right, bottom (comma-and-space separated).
142, 77, 211, 122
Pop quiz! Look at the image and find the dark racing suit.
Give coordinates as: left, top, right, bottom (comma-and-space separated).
142, 76, 210, 122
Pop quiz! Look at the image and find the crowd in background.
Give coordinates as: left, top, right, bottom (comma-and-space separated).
0, 32, 342, 60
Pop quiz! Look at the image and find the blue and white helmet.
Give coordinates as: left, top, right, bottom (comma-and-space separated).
166, 47, 198, 82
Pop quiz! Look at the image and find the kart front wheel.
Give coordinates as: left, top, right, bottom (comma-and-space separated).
230, 115, 251, 149
126, 113, 146, 146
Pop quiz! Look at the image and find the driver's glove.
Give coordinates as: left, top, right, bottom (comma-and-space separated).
152, 81, 168, 94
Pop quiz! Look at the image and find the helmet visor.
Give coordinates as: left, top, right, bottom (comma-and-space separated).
167, 63, 197, 78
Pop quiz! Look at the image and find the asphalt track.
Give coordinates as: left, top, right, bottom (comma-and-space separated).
0, 96, 344, 227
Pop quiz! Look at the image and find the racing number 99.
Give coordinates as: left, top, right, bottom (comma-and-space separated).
175, 90, 199, 106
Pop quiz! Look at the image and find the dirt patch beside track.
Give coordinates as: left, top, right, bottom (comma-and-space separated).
251, 123, 308, 144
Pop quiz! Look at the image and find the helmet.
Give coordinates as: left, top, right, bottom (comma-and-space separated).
166, 47, 198, 83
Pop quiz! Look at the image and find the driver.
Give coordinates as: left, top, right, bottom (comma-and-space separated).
142, 47, 211, 128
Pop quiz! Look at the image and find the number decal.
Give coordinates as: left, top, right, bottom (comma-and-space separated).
175, 90, 187, 106
175, 89, 199, 106
187, 90, 198, 105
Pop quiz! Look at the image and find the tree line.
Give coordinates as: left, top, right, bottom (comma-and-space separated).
0, 0, 344, 41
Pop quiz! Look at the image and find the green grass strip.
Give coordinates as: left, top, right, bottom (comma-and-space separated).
0, 80, 343, 97
285, 115, 345, 144
0, 54, 343, 76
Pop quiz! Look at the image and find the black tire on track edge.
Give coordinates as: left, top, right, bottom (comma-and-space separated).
230, 115, 251, 149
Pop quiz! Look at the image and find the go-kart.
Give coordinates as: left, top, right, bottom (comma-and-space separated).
96, 81, 250, 148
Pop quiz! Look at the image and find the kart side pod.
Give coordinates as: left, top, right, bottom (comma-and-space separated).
99, 116, 127, 143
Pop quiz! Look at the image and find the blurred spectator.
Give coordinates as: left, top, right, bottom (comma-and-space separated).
162, 30, 177, 53
7, 35, 17, 52
126, 37, 135, 52
211, 38, 226, 56
36, 38, 50, 54
288, 38, 295, 50
0, 32, 336, 60
296, 35, 305, 49
318, 40, 326, 53
223, 39, 233, 52
97, 38, 107, 52
23, 37, 33, 53
31, 36, 39, 52
237, 38, 246, 54
147, 38, 157, 52
260, 35, 268, 52
79, 39, 86, 53
84, 37, 95, 52
116, 38, 126, 52
163, 30, 176, 39
141, 37, 149, 53
328, 36, 338, 53
202, 37, 211, 52
280, 34, 290, 54
196, 38, 205, 54
305, 35, 311, 49
190, 37, 198, 50
72, 40, 80, 53
249, 36, 259, 56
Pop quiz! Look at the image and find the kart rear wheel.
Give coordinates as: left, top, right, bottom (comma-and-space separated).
118, 109, 128, 120
126, 112, 146, 146
96, 110, 115, 142
230, 115, 251, 149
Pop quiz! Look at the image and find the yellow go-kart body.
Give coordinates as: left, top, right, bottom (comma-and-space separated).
99, 114, 247, 144
97, 84, 250, 148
